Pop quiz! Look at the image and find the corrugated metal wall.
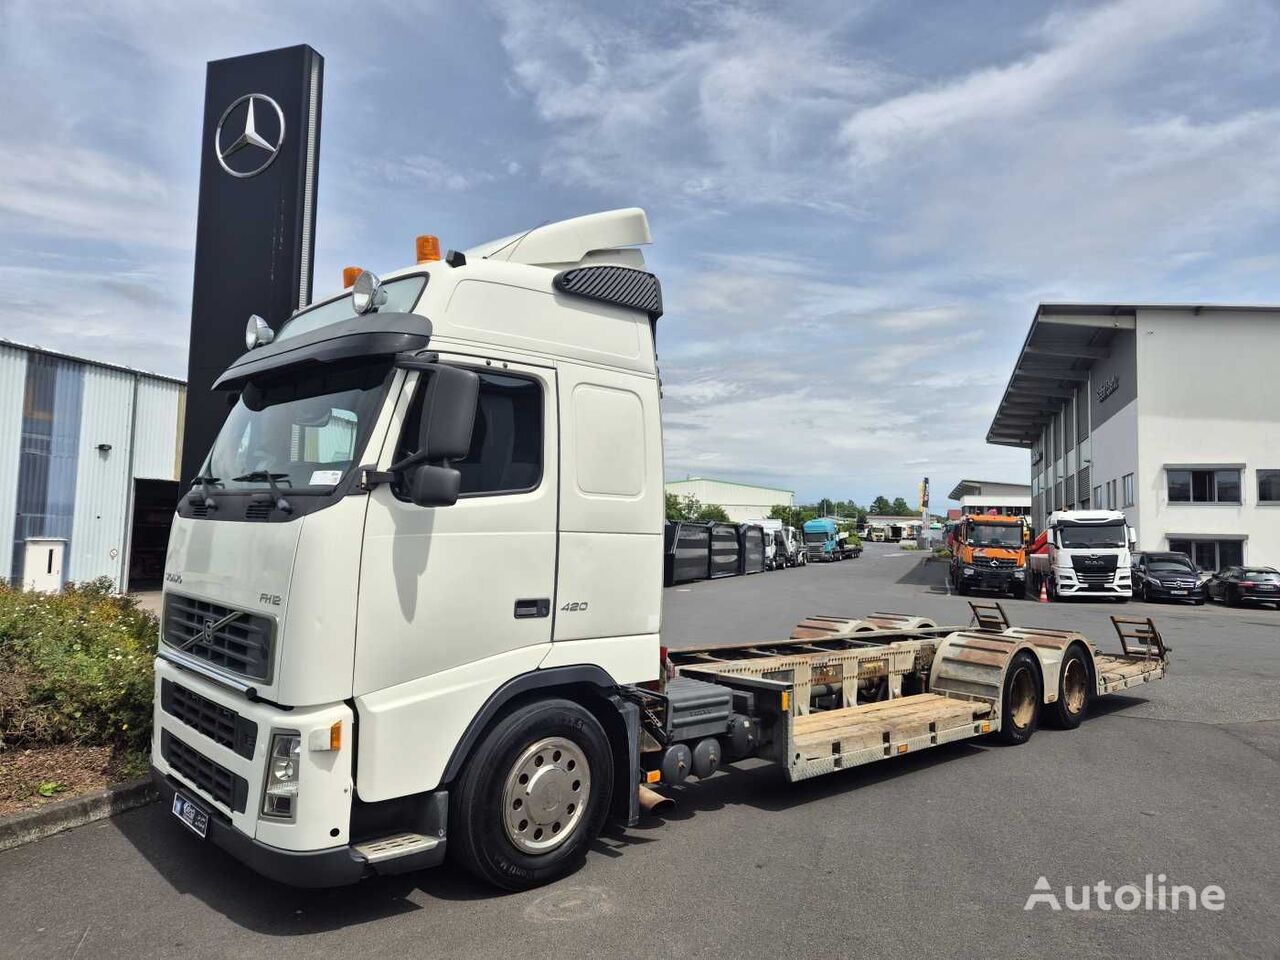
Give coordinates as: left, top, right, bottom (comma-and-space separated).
69, 366, 136, 587
0, 344, 28, 582
134, 378, 183, 480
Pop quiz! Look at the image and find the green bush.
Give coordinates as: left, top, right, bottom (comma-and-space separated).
0, 578, 158, 754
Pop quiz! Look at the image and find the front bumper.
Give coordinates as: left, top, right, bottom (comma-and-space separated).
151, 767, 370, 887
1143, 581, 1205, 601
959, 568, 1023, 591
1055, 577, 1131, 597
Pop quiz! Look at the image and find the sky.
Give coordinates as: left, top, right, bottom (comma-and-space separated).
2, 0, 1279, 505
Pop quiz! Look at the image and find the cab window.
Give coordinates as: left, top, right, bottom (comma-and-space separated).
396, 368, 543, 497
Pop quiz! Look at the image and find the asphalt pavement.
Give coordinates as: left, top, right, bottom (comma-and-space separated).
2, 543, 1277, 959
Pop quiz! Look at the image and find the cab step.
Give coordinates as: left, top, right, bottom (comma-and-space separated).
353, 832, 440, 864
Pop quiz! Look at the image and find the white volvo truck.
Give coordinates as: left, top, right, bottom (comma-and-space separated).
1028, 510, 1135, 600
151, 210, 1167, 890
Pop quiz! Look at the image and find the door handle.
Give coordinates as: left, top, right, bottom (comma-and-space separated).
514, 598, 550, 619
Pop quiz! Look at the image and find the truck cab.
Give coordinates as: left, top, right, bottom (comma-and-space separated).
1028, 510, 1134, 600
802, 518, 847, 562
949, 514, 1028, 597
152, 209, 666, 889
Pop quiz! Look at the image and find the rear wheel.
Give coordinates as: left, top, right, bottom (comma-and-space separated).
995, 651, 1041, 745
450, 698, 613, 890
1047, 645, 1090, 729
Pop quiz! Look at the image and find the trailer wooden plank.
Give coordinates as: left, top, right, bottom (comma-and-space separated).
791, 694, 987, 745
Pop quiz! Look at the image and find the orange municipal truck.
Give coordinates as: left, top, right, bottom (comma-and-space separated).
948, 514, 1030, 597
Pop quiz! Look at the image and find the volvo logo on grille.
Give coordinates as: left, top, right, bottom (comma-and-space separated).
179, 610, 243, 650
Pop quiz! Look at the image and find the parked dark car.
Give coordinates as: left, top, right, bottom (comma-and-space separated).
1205, 566, 1280, 607
1132, 551, 1205, 604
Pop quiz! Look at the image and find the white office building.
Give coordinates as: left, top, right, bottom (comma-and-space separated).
988, 303, 1280, 571
665, 476, 795, 523
947, 479, 1031, 517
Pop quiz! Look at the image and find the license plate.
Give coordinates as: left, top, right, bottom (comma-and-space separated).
1171, 589, 1187, 595
1256, 586, 1275, 592
172, 792, 209, 838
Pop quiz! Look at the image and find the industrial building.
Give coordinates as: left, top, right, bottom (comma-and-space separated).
0, 340, 185, 592
988, 303, 1280, 570
665, 476, 794, 523
947, 479, 1031, 517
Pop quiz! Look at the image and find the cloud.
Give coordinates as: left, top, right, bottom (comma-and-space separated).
493, 0, 884, 211
0, 144, 189, 249
840, 0, 1218, 167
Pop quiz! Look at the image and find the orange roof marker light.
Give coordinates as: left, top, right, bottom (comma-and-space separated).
416, 235, 442, 263
342, 266, 363, 288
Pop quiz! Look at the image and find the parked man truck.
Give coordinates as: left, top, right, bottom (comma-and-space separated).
949, 514, 1029, 597
1028, 510, 1135, 601
151, 209, 1167, 892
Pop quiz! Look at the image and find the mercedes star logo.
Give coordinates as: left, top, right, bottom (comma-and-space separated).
215, 93, 285, 179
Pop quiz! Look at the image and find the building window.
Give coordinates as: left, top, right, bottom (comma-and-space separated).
1104, 480, 1115, 510
1167, 468, 1241, 504
1169, 538, 1244, 572
1259, 470, 1280, 504
1093, 485, 1102, 507
1122, 473, 1134, 508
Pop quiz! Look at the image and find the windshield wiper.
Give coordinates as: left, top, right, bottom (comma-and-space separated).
188, 474, 221, 510
232, 471, 293, 514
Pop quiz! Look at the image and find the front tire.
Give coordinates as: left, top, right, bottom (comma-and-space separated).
450, 698, 613, 891
1047, 645, 1090, 729
995, 651, 1042, 745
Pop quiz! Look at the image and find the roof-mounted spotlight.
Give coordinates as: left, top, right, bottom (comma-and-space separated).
351, 270, 388, 315
245, 314, 275, 350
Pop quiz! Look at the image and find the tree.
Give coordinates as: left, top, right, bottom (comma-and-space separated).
665, 492, 685, 521
871, 495, 892, 515
695, 502, 730, 522
666, 492, 730, 523
890, 497, 912, 516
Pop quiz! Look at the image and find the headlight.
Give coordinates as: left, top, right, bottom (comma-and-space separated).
1014, 570, 1025, 578
963, 567, 975, 576
262, 732, 301, 819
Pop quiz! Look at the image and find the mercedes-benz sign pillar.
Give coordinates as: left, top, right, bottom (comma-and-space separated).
182, 44, 324, 486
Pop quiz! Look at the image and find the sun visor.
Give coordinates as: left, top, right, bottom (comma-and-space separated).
213, 312, 431, 390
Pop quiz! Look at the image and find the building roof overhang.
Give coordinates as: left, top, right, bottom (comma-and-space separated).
986, 304, 1135, 449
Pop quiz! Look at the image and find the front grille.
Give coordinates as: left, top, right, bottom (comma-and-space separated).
161, 730, 249, 813
1078, 572, 1115, 584
974, 558, 1018, 569
163, 595, 274, 681
161, 679, 257, 759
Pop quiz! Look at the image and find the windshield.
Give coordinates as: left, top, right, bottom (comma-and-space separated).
967, 524, 1022, 547
275, 276, 427, 342
1242, 570, 1280, 582
203, 360, 393, 492
804, 531, 829, 543
1057, 523, 1127, 549
1148, 558, 1195, 573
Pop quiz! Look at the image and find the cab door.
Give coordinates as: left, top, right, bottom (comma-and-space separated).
353, 357, 558, 696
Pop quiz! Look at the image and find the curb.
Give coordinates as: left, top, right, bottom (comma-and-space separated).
0, 776, 158, 853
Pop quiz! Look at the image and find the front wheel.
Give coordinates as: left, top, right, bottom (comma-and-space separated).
450, 698, 613, 890
995, 651, 1042, 745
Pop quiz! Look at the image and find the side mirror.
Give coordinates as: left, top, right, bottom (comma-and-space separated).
406, 464, 461, 507
416, 364, 479, 461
